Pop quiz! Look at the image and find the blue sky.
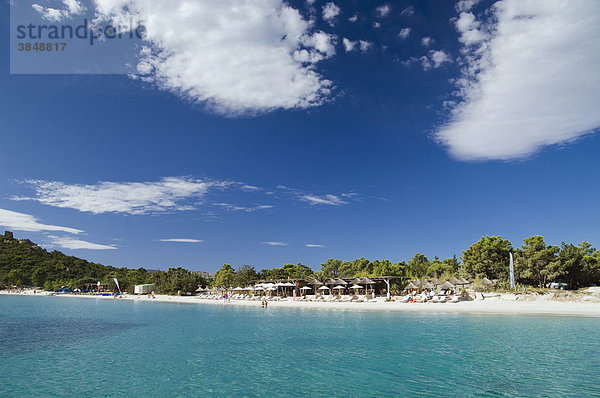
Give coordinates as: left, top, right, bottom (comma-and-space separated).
1, 0, 599, 272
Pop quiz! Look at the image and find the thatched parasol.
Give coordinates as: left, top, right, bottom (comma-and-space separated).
439, 281, 455, 290
478, 277, 494, 286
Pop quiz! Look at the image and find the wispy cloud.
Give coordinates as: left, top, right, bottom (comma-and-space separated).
322, 2, 341, 26
262, 241, 288, 246
300, 194, 348, 206
305, 244, 324, 248
14, 177, 227, 215
159, 238, 204, 243
48, 235, 117, 250
421, 37, 434, 47
32, 0, 85, 22
399, 27, 411, 39
0, 208, 82, 234
376, 5, 391, 18
436, 0, 600, 160
400, 6, 415, 17
213, 203, 274, 212
240, 185, 261, 192
277, 185, 355, 206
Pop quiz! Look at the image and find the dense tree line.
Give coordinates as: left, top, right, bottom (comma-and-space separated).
212, 236, 600, 289
2, 231, 599, 292
0, 232, 205, 294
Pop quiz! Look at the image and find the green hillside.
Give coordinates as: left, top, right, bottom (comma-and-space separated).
0, 231, 206, 293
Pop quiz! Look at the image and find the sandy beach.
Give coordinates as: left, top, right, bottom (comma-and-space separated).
4, 289, 600, 317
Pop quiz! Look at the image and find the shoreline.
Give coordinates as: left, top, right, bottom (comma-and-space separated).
2, 290, 600, 318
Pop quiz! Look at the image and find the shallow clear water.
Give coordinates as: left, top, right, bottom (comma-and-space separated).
1, 295, 598, 397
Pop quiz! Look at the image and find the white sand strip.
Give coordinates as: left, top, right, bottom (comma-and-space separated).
4, 291, 599, 317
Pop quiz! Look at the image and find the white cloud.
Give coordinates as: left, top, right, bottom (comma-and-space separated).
456, 0, 480, 13
429, 50, 452, 68
402, 50, 451, 71
159, 238, 204, 243
322, 2, 341, 25
376, 5, 391, 18
92, 0, 335, 116
455, 12, 486, 45
0, 208, 83, 234
300, 194, 348, 206
421, 37, 434, 47
31, 1, 85, 22
342, 38, 355, 52
47, 236, 117, 250
305, 244, 324, 248
240, 185, 261, 192
399, 27, 411, 39
17, 177, 225, 215
213, 203, 274, 212
372, 22, 381, 29
342, 39, 371, 53
436, 0, 600, 160
262, 241, 288, 246
359, 40, 372, 53
400, 6, 414, 16
348, 14, 358, 23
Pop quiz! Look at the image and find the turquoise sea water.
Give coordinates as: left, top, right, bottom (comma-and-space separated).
1, 295, 599, 397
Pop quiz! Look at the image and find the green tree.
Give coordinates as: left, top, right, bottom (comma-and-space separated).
426, 257, 457, 278
234, 265, 257, 286
320, 259, 342, 278
514, 236, 558, 287
547, 241, 599, 288
407, 253, 429, 278
213, 264, 235, 287
462, 236, 512, 280
371, 260, 404, 276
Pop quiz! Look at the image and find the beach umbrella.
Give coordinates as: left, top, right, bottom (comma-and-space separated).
404, 282, 419, 291
282, 282, 295, 287
333, 278, 348, 285
422, 282, 435, 290
439, 281, 455, 290
449, 277, 462, 285
459, 278, 470, 285
333, 285, 346, 290
351, 284, 364, 289
430, 278, 441, 286
318, 285, 330, 295
253, 286, 265, 291
310, 279, 323, 286
300, 286, 312, 291
478, 277, 493, 285
233, 286, 244, 291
